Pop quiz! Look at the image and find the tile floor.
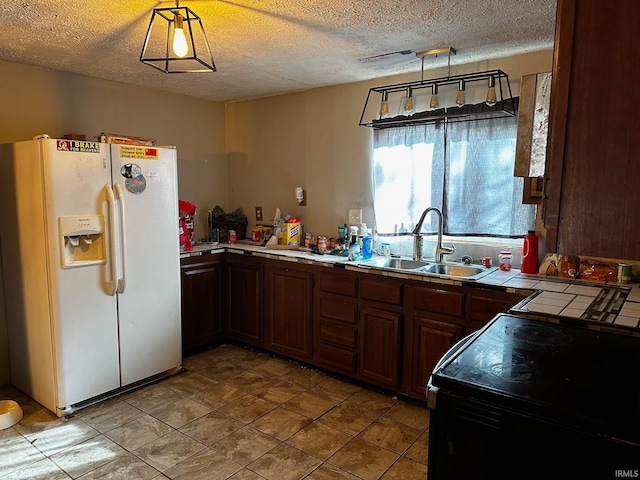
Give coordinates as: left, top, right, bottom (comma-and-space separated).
0, 344, 430, 479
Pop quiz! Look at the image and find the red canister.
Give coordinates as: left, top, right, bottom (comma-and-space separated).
521, 230, 539, 274
229, 229, 237, 244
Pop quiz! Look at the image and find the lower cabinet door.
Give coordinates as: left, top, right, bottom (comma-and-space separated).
180, 256, 222, 354
411, 316, 463, 397
358, 306, 401, 388
266, 266, 314, 360
227, 257, 264, 346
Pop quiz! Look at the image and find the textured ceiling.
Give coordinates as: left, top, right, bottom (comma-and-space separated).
0, 0, 557, 102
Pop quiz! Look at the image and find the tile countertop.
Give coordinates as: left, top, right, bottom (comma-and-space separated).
485, 269, 640, 336
180, 243, 640, 336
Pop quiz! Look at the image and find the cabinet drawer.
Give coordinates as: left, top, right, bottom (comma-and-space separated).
320, 298, 357, 324
320, 320, 357, 348
360, 278, 403, 306
414, 286, 465, 318
317, 342, 357, 374
469, 292, 523, 323
321, 271, 358, 297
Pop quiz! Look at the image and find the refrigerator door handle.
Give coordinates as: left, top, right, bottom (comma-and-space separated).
104, 184, 118, 296
114, 183, 127, 294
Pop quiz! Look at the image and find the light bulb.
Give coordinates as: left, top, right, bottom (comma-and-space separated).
455, 80, 466, 107
380, 91, 389, 118
172, 13, 189, 58
403, 88, 414, 114
429, 84, 439, 110
486, 76, 497, 107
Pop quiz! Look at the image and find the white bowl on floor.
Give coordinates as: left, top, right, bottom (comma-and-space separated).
0, 400, 23, 430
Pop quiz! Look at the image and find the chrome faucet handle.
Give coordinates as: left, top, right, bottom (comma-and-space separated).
439, 243, 455, 255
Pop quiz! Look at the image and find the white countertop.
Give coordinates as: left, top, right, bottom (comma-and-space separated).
181, 242, 640, 333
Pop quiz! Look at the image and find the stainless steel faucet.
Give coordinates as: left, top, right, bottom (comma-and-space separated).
412, 207, 455, 262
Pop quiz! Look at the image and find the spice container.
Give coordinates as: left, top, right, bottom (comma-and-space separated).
318, 236, 327, 253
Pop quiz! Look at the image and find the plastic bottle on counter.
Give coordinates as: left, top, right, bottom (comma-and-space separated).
348, 226, 360, 261
521, 230, 539, 274
362, 227, 373, 260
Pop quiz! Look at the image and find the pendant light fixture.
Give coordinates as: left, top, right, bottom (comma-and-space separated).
455, 80, 466, 107
140, 1, 216, 73
485, 75, 498, 106
429, 84, 439, 109
359, 47, 516, 129
379, 91, 390, 118
403, 88, 415, 114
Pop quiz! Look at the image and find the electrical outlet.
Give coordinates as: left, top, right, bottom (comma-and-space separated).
255, 206, 262, 221
348, 208, 362, 225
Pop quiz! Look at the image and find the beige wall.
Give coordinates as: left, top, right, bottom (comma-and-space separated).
0, 60, 227, 385
0, 49, 552, 386
226, 50, 553, 238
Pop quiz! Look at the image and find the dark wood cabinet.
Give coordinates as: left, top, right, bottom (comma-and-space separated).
315, 271, 359, 374
467, 288, 527, 332
359, 306, 401, 388
406, 284, 466, 398
265, 264, 314, 361
545, 0, 640, 260
358, 277, 403, 389
226, 254, 264, 346
180, 254, 223, 354
403, 283, 524, 399
217, 252, 530, 402
410, 317, 463, 398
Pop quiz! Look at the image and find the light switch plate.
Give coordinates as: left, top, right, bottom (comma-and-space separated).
348, 208, 362, 225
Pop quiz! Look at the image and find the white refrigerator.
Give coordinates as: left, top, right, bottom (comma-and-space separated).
0, 136, 181, 416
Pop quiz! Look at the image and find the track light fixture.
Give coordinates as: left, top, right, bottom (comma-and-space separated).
359, 47, 516, 129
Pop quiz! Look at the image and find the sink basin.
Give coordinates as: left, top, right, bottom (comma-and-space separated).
418, 263, 487, 277
365, 258, 430, 270
358, 257, 495, 280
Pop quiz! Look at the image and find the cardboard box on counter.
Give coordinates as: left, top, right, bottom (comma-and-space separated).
281, 221, 301, 245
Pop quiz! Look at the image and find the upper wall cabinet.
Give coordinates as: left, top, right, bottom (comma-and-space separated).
544, 0, 640, 260
515, 72, 552, 178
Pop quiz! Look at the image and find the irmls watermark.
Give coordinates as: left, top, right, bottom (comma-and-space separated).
615, 470, 639, 478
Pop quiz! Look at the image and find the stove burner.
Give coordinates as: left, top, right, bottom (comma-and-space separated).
488, 361, 536, 382
502, 323, 573, 349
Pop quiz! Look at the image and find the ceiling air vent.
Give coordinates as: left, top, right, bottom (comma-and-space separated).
358, 50, 419, 71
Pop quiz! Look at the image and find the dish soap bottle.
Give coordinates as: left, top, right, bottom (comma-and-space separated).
362, 227, 373, 260
348, 226, 359, 261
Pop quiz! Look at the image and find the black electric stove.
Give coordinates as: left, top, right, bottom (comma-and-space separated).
427, 314, 640, 480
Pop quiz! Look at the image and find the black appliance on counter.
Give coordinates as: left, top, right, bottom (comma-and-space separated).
426, 314, 640, 480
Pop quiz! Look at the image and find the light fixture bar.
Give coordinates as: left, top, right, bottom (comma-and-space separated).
359, 46, 517, 128
415, 47, 457, 58
359, 69, 516, 128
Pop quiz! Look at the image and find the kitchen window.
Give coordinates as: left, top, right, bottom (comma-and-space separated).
373, 115, 535, 237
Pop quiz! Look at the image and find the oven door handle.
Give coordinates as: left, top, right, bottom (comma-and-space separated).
426, 331, 479, 409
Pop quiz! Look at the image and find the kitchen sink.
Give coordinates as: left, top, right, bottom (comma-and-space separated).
358, 257, 495, 280
364, 257, 431, 270
418, 263, 487, 277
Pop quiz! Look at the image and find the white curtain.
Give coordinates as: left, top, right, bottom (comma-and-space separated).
373, 116, 535, 237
